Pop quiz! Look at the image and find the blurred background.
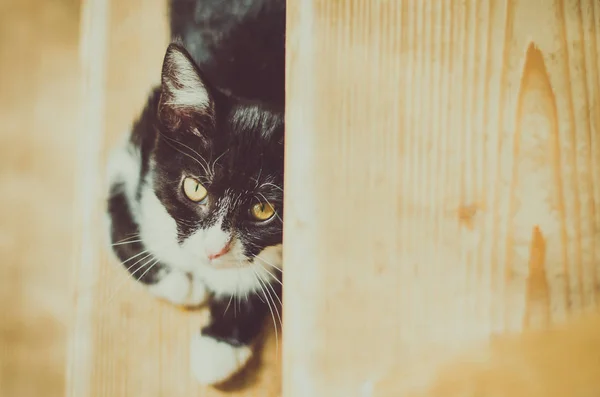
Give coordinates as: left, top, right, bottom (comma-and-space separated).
0, 0, 81, 396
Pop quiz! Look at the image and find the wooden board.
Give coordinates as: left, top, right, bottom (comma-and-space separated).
0, 0, 82, 396
374, 309, 600, 396
283, 1, 600, 396
68, 0, 282, 396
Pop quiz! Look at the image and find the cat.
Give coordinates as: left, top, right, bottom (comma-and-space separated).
105, 0, 285, 386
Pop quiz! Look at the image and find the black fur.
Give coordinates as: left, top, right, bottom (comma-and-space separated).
203, 279, 282, 347
106, 0, 285, 381
169, 0, 285, 105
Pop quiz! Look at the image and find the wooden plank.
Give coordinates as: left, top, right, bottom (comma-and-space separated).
374, 309, 600, 396
0, 0, 82, 396
283, 0, 600, 396
68, 0, 282, 396
67, 0, 108, 394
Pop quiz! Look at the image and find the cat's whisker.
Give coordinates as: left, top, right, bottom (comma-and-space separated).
254, 287, 266, 303
120, 248, 151, 266
253, 166, 263, 188
111, 239, 143, 246
241, 243, 283, 272
124, 252, 153, 274
255, 270, 282, 356
250, 267, 279, 353
254, 258, 283, 286
159, 134, 211, 176
253, 266, 279, 308
234, 264, 244, 318
103, 238, 176, 313
223, 293, 235, 316
104, 254, 156, 305
254, 254, 283, 273
224, 261, 242, 317
228, 260, 266, 304
135, 259, 160, 283
112, 233, 141, 245
231, 260, 251, 304
244, 288, 249, 302
210, 149, 229, 177
159, 132, 211, 170
167, 137, 211, 172
260, 276, 282, 331
260, 272, 283, 320
104, 240, 170, 308
259, 182, 283, 192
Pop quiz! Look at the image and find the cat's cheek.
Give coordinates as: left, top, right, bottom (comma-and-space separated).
148, 270, 208, 307
190, 334, 253, 385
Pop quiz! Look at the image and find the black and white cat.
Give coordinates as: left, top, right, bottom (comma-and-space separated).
105, 0, 285, 385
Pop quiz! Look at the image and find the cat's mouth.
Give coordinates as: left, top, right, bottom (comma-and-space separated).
203, 237, 249, 269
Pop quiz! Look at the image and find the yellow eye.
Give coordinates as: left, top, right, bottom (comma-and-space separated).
182, 177, 208, 202
250, 201, 276, 221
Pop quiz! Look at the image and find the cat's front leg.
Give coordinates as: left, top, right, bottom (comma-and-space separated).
148, 268, 208, 307
108, 189, 208, 307
111, 234, 208, 307
190, 290, 276, 385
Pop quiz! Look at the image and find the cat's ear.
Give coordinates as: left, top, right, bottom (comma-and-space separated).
158, 43, 214, 131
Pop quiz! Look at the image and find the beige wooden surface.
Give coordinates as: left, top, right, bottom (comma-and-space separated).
284, 0, 600, 396
68, 0, 282, 396
0, 1, 81, 396
375, 308, 600, 396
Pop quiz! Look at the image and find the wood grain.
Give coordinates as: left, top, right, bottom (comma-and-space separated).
0, 1, 81, 396
284, 0, 600, 396
68, 1, 282, 396
374, 309, 600, 397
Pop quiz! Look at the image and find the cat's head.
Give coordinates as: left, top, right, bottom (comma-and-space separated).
139, 43, 284, 291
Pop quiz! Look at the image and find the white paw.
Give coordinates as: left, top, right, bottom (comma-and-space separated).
190, 334, 253, 385
148, 270, 208, 307
187, 277, 209, 306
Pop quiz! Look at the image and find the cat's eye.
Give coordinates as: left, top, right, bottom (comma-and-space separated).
250, 202, 276, 222
182, 177, 208, 203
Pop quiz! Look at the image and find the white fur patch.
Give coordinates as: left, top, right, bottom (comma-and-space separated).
200, 243, 282, 298
137, 181, 194, 269
104, 132, 142, 264
181, 216, 231, 259
148, 269, 208, 307
105, 133, 141, 208
105, 131, 146, 249
190, 334, 252, 385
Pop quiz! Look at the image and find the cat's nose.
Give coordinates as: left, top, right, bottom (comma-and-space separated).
207, 240, 232, 260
